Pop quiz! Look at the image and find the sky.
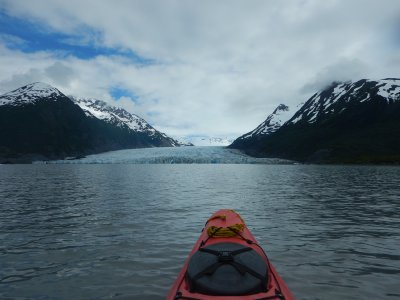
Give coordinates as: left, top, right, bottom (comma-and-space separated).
0, 0, 399, 140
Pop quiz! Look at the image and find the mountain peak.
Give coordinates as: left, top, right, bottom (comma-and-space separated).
274, 104, 289, 113
24, 81, 56, 90
237, 103, 292, 141
0, 82, 63, 106
10, 82, 61, 95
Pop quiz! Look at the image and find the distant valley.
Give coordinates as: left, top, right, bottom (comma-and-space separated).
2, 79, 400, 164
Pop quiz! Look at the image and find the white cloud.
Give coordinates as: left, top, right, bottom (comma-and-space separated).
0, 33, 26, 47
1, 0, 400, 138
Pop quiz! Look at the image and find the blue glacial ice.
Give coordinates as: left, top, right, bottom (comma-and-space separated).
43, 146, 294, 164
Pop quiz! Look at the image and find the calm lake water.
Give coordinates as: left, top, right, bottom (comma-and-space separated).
0, 148, 399, 300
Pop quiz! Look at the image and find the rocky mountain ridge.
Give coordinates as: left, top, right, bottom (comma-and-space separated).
70, 96, 182, 147
235, 104, 292, 143
287, 78, 400, 125
230, 78, 400, 163
0, 82, 181, 163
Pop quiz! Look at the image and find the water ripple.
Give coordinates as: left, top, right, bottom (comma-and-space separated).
0, 164, 399, 299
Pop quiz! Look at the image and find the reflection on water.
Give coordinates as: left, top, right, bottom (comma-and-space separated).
0, 164, 399, 300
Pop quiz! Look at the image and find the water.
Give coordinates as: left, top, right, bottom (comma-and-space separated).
1, 148, 399, 300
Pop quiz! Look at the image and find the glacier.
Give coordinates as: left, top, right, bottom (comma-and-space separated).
40, 146, 294, 164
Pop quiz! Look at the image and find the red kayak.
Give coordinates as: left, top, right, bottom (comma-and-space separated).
167, 209, 295, 300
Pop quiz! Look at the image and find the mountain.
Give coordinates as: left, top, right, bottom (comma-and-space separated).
70, 97, 181, 147
202, 137, 235, 146
175, 136, 234, 146
0, 83, 180, 163
233, 104, 292, 146
170, 136, 195, 147
230, 78, 400, 163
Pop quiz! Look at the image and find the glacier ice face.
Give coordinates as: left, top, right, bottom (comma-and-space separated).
42, 146, 294, 164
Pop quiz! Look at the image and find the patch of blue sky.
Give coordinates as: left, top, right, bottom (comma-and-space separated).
109, 87, 140, 102
146, 111, 160, 118
0, 10, 154, 64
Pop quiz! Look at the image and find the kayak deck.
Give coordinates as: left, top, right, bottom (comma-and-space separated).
167, 209, 295, 300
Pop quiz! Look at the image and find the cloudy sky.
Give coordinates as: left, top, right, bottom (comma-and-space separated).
0, 0, 399, 140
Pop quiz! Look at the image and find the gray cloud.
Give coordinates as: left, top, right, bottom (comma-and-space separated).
1, 68, 44, 91
300, 59, 371, 94
0, 60, 75, 93
1, 0, 400, 138
44, 62, 75, 87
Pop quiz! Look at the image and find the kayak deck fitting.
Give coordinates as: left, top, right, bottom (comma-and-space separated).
167, 209, 295, 300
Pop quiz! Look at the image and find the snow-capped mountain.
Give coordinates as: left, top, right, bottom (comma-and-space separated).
175, 136, 234, 146
230, 78, 400, 163
288, 78, 400, 125
70, 97, 181, 147
170, 136, 194, 146
203, 137, 235, 146
0, 82, 63, 106
0, 82, 180, 163
236, 104, 292, 142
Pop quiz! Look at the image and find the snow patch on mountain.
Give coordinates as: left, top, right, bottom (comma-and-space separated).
171, 136, 195, 146
0, 82, 63, 106
71, 97, 157, 133
376, 79, 400, 99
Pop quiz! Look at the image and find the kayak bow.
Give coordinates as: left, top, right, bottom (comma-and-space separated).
167, 209, 295, 300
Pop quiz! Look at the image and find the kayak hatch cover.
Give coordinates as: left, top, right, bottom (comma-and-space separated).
166, 209, 295, 300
